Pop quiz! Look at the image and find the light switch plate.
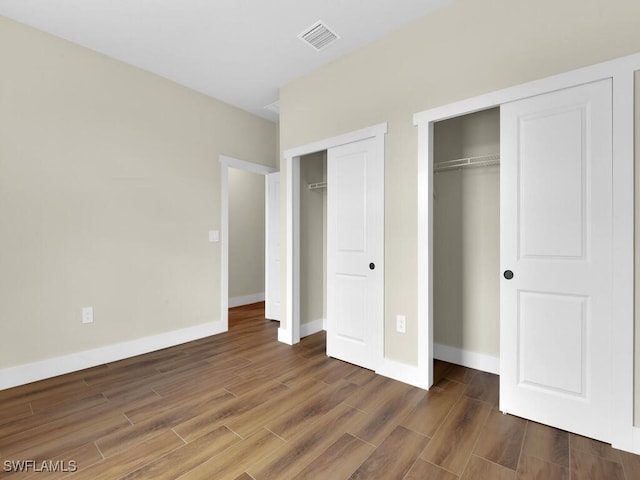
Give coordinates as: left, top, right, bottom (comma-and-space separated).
208, 230, 219, 243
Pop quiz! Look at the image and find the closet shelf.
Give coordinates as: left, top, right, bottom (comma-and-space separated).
434, 154, 500, 172
308, 181, 327, 190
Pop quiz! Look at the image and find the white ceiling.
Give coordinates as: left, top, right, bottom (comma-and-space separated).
0, 0, 452, 122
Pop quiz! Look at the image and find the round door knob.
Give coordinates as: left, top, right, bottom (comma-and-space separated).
369, 263, 375, 270
503, 270, 514, 280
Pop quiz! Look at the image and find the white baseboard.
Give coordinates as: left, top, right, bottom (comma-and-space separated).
300, 318, 325, 338
0, 321, 226, 391
376, 358, 430, 390
228, 292, 265, 308
433, 342, 500, 375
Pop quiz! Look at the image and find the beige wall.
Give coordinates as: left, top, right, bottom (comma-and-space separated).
433, 109, 500, 357
279, 0, 640, 367
228, 169, 265, 300
300, 152, 327, 326
0, 16, 277, 369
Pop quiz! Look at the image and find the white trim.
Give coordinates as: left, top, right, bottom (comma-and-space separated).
631, 427, 640, 454
0, 321, 225, 391
376, 358, 430, 390
219, 155, 278, 175
433, 343, 500, 375
417, 121, 434, 390
228, 292, 265, 308
300, 318, 325, 338
283, 123, 388, 160
278, 326, 293, 345
220, 162, 229, 330
264, 172, 281, 321
610, 64, 635, 450
413, 53, 640, 125
282, 123, 388, 353
414, 52, 638, 451
219, 155, 278, 333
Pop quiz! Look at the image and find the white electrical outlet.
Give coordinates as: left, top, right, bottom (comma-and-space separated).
396, 315, 406, 333
82, 306, 94, 324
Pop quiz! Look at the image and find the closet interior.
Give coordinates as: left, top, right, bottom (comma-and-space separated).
433, 107, 501, 365
300, 151, 327, 334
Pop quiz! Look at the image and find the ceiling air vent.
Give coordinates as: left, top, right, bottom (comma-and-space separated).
298, 21, 340, 52
264, 100, 280, 114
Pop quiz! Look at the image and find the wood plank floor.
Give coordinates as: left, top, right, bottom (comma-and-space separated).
1, 302, 638, 479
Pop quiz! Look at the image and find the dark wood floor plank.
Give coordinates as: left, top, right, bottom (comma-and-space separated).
6, 411, 131, 462
310, 358, 361, 384
0, 394, 106, 442
464, 370, 500, 407
344, 374, 415, 414
224, 378, 330, 439
420, 396, 492, 475
344, 367, 377, 386
71, 430, 184, 480
96, 402, 208, 459
271, 355, 335, 387
350, 385, 426, 446
620, 449, 640, 480
294, 433, 375, 480
123, 385, 234, 425
440, 362, 478, 384
265, 380, 358, 440
461, 455, 515, 480
516, 454, 569, 480
248, 403, 369, 480
173, 381, 290, 442
0, 402, 32, 427
29, 389, 106, 415
570, 449, 625, 480
473, 409, 527, 470
222, 375, 280, 397
348, 426, 430, 480
404, 459, 458, 480
570, 433, 622, 464
17, 442, 103, 480
151, 368, 238, 398
521, 421, 570, 468
401, 381, 465, 437
1, 388, 161, 459
120, 426, 240, 479
177, 428, 286, 480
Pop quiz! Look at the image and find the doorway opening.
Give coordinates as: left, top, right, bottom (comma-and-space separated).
281, 123, 387, 374
432, 107, 501, 374
219, 155, 277, 329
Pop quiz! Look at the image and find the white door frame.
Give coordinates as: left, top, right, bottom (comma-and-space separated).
280, 123, 388, 348
414, 53, 638, 452
219, 155, 277, 330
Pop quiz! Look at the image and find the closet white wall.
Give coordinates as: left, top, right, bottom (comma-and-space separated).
433, 108, 500, 366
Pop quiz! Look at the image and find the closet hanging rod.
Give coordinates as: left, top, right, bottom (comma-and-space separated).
308, 181, 327, 190
434, 154, 500, 172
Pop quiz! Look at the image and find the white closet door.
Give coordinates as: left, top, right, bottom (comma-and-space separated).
265, 172, 281, 321
326, 137, 383, 370
500, 79, 612, 442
